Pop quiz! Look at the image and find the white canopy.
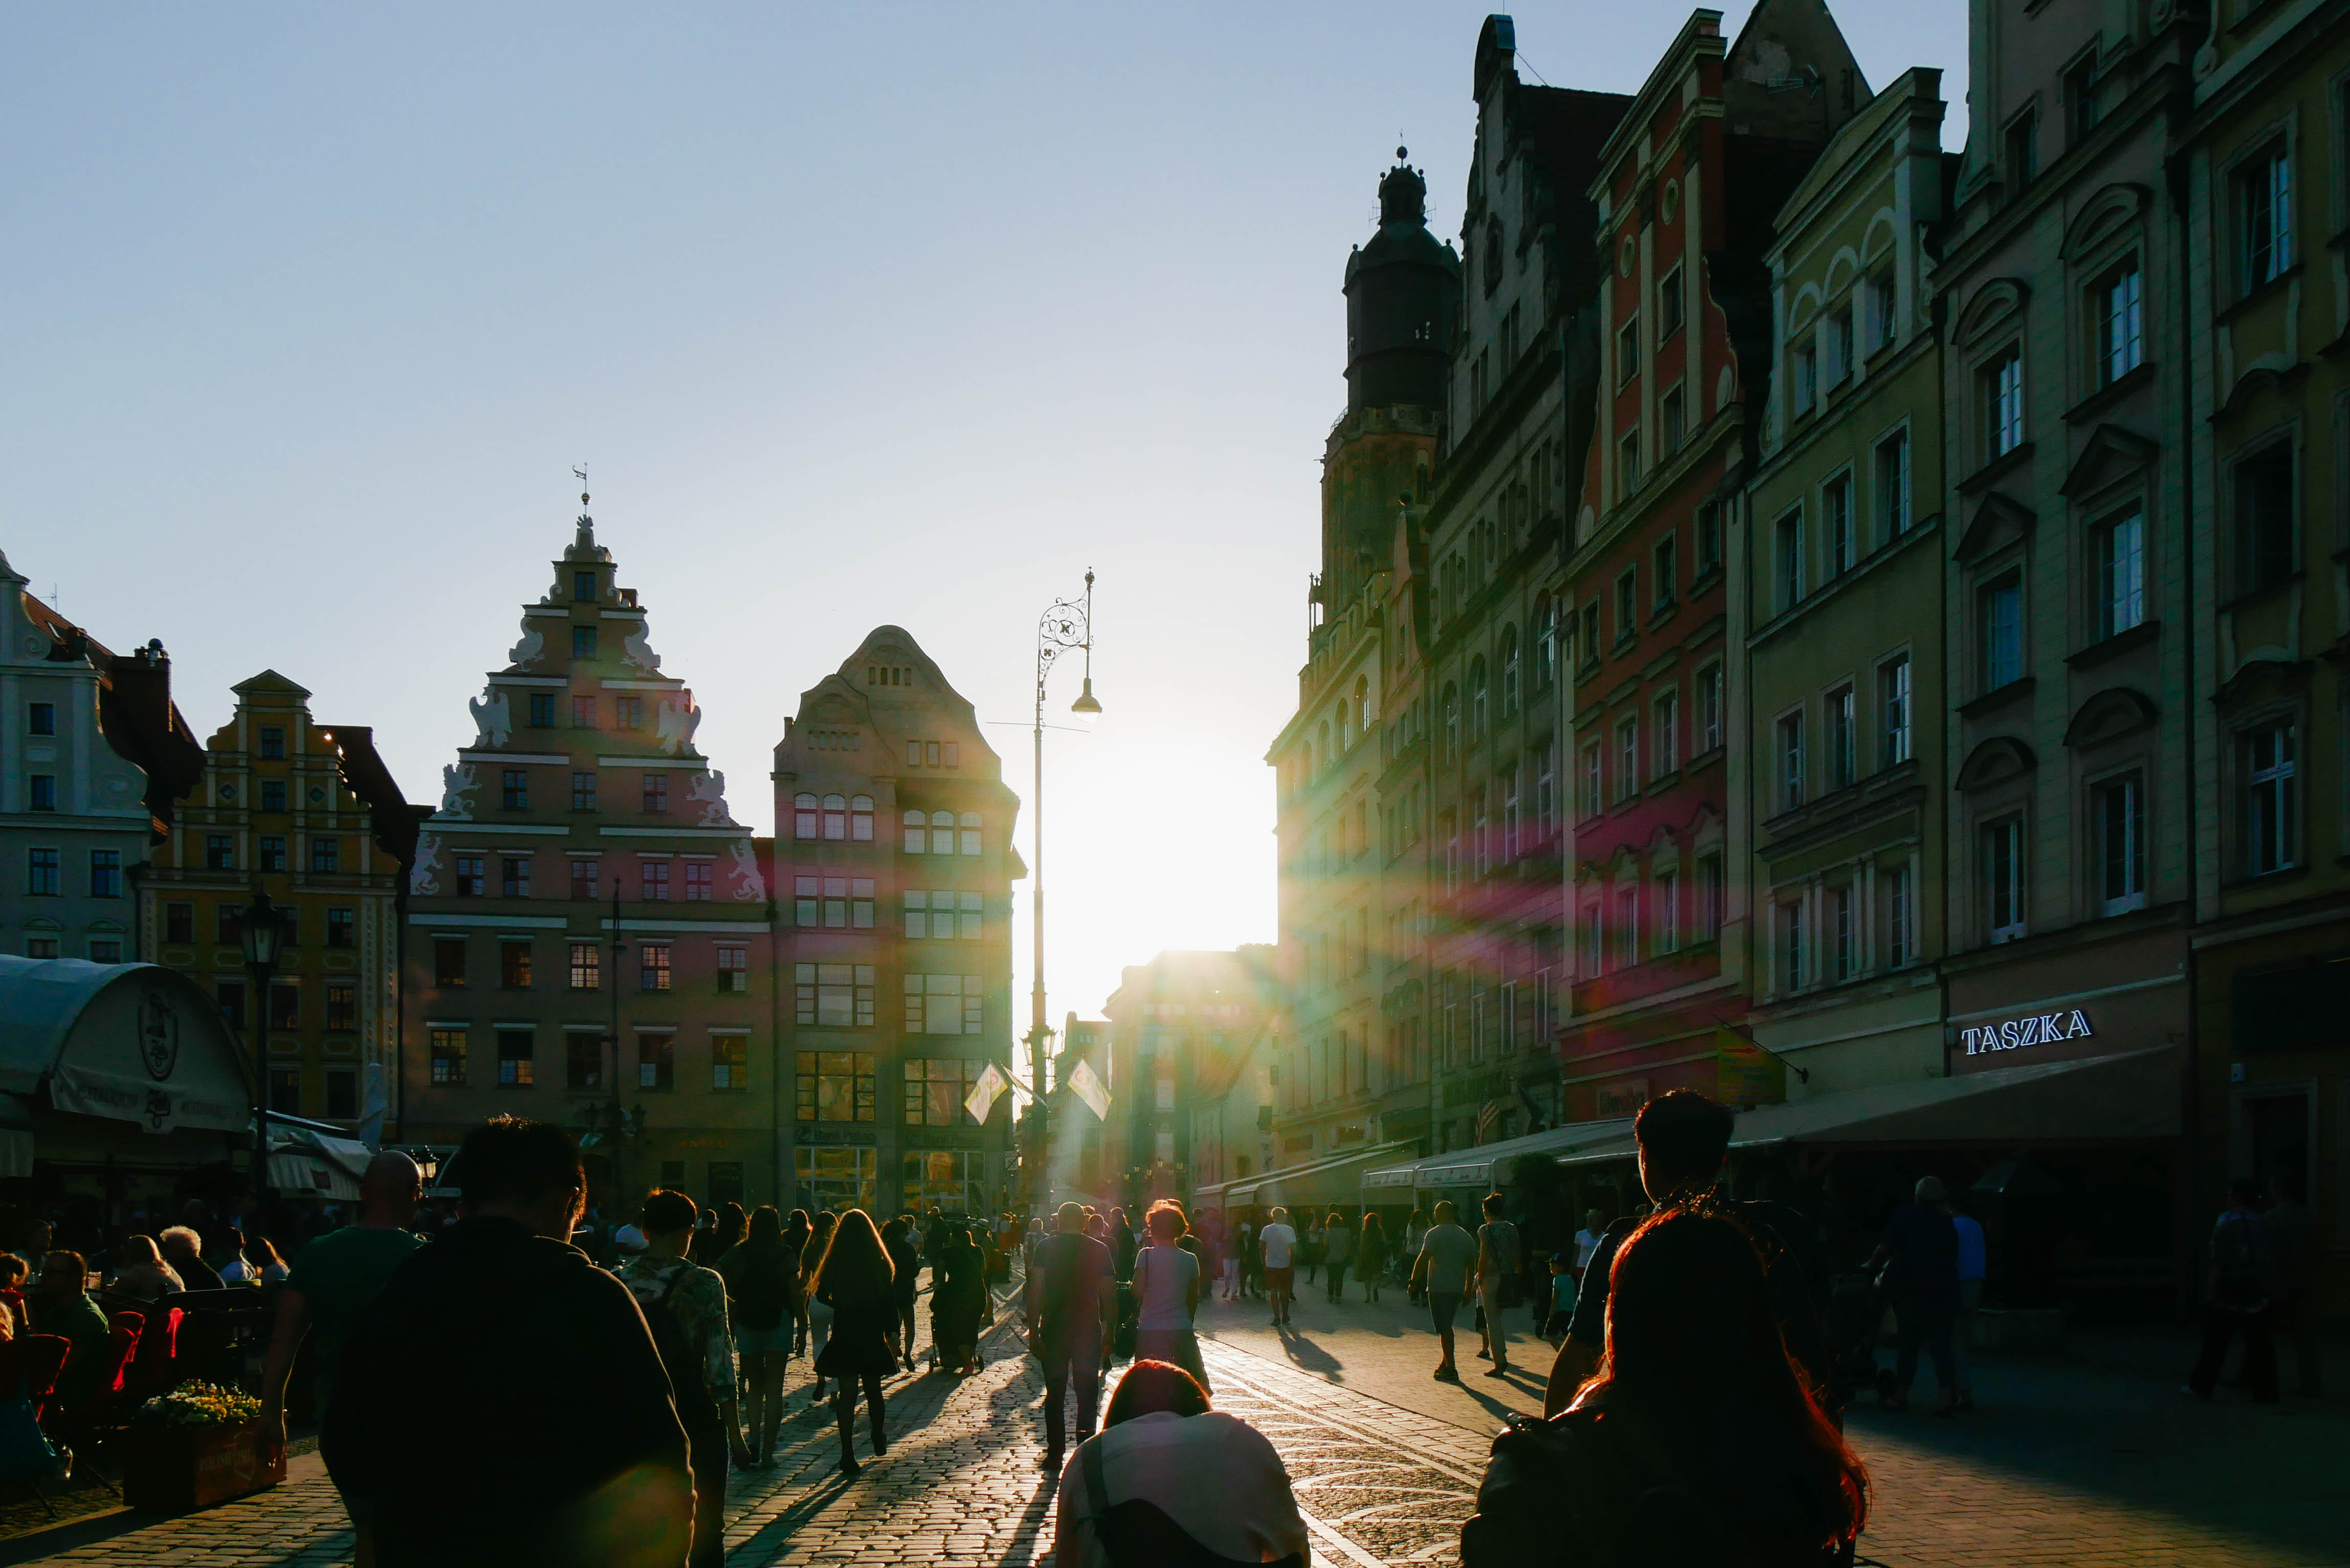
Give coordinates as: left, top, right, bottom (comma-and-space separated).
0, 956, 249, 1135
1360, 1117, 1636, 1194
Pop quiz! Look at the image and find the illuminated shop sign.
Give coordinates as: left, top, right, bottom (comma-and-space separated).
1960, 1009, 2094, 1056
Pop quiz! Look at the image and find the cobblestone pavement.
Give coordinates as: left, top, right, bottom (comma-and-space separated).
5, 1287, 2342, 1568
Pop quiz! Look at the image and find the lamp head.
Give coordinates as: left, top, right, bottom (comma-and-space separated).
1070, 677, 1102, 716
238, 889, 286, 970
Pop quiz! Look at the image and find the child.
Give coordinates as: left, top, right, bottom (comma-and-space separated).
1540, 1252, 1577, 1347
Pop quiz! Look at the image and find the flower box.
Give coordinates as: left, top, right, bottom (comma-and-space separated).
121, 1422, 284, 1513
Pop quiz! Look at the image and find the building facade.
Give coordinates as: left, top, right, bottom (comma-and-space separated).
773, 628, 1021, 1218
1099, 948, 1277, 1208
399, 506, 775, 1210
141, 671, 416, 1131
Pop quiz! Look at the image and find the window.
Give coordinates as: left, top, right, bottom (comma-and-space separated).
852, 795, 875, 841
569, 858, 598, 901
269, 1066, 301, 1115
2238, 144, 2293, 291
434, 938, 466, 986
1499, 630, 1520, 718
1658, 265, 1684, 341
26, 703, 55, 736
1535, 740, 1557, 839
573, 569, 597, 602
1579, 743, 1602, 819
205, 835, 234, 871
900, 810, 927, 853
1776, 900, 1804, 991
903, 1058, 986, 1126
1826, 685, 1856, 791
1579, 601, 1600, 669
499, 940, 532, 989
904, 972, 985, 1034
254, 834, 285, 872
89, 850, 121, 898
1534, 598, 1558, 689
498, 1030, 535, 1088
1662, 384, 1686, 452
165, 902, 193, 944
712, 1035, 749, 1091
1614, 571, 1637, 642
685, 861, 712, 901
88, 938, 121, 964
2005, 108, 2038, 194
1697, 664, 1724, 753
905, 889, 982, 939
1654, 869, 1680, 955
1777, 713, 1805, 809
259, 727, 286, 760
1823, 474, 1854, 577
1616, 315, 1640, 386
636, 1033, 674, 1091
1987, 349, 2025, 458
327, 907, 355, 948
430, 1029, 466, 1085
2095, 772, 2147, 913
2064, 52, 2100, 144
1615, 885, 1639, 968
1980, 573, 2023, 690
215, 904, 242, 944
567, 1035, 603, 1090
793, 793, 820, 839
572, 771, 597, 810
571, 696, 596, 728
262, 779, 288, 813
325, 1068, 358, 1120
716, 943, 747, 992
1823, 303, 1853, 388
2244, 723, 2298, 874
796, 1051, 877, 1122
615, 695, 644, 730
2094, 509, 2146, 638
216, 979, 246, 1027
501, 769, 528, 810
28, 849, 66, 894
1653, 536, 1678, 612
1831, 885, 1856, 982
1984, 817, 2026, 942
1885, 864, 1913, 968
1580, 906, 1603, 976
1616, 716, 1640, 801
1469, 657, 1488, 741
2098, 262, 2143, 383
486, 855, 523, 898
794, 963, 876, 1027
2234, 443, 2295, 593
1696, 503, 1723, 578
1792, 337, 1818, 415
958, 812, 983, 855
527, 692, 555, 728
1774, 510, 1803, 612
572, 625, 598, 658
1865, 271, 1897, 355
1875, 429, 1911, 539
1879, 655, 1912, 767
641, 860, 669, 901
1617, 428, 1641, 497
1653, 689, 1679, 777
642, 773, 668, 814
569, 941, 600, 990
639, 940, 671, 992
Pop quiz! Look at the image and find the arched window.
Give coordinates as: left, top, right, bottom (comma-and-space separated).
1440, 682, 1460, 761
794, 792, 819, 840
851, 794, 874, 841
1469, 657, 1488, 742
1338, 699, 1354, 751
1499, 627, 1520, 719
1534, 597, 1559, 690
1355, 674, 1372, 727
823, 793, 847, 840
904, 809, 927, 853
1317, 721, 1330, 773
931, 810, 955, 855
959, 811, 982, 855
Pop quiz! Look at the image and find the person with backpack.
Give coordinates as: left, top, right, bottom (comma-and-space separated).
718, 1205, 800, 1465
2186, 1177, 2279, 1403
1462, 1208, 1869, 1568
1474, 1193, 1521, 1376
618, 1190, 753, 1568
808, 1209, 899, 1475
882, 1214, 922, 1374
1027, 1201, 1116, 1470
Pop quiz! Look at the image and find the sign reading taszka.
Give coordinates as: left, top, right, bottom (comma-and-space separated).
1959, 1010, 2095, 1057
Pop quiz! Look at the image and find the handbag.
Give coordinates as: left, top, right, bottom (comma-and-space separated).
0, 1378, 68, 1483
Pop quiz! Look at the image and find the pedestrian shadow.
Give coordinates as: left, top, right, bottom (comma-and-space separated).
1272, 1324, 1344, 1378
721, 1469, 856, 1561
994, 1475, 1058, 1568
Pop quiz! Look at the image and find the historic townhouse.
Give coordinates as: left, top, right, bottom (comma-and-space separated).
1099, 947, 1277, 1209
400, 504, 775, 1210
1557, 3, 1865, 1123
1745, 71, 1956, 1096
2176, 0, 2350, 1312
2, 550, 202, 965
774, 628, 1020, 1217
142, 672, 417, 1130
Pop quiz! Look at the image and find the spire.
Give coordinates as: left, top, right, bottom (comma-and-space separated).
1378, 147, 1428, 225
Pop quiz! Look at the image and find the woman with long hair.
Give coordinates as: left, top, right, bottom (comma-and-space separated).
251, 1235, 290, 1283
107, 1234, 181, 1301
708, 1201, 748, 1262
1357, 1213, 1388, 1304
719, 1206, 799, 1465
803, 1211, 837, 1399
783, 1209, 813, 1358
808, 1208, 897, 1476
1461, 1207, 1868, 1567
881, 1215, 921, 1374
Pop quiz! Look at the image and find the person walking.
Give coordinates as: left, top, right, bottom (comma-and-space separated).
1866, 1176, 1962, 1415
1402, 1208, 1429, 1299
1258, 1208, 1298, 1326
933, 1221, 986, 1375
1572, 1208, 1606, 1290
1109, 1208, 1138, 1284
1238, 1217, 1260, 1299
804, 1211, 837, 1399
1461, 1209, 1869, 1566
882, 1215, 921, 1373
1299, 1214, 1323, 1288
1027, 1201, 1116, 1470
784, 1210, 813, 1356
707, 1202, 747, 1263
1948, 1192, 1986, 1412
1131, 1201, 1210, 1394
718, 1206, 799, 1466
324, 1117, 691, 1568
1321, 1211, 1354, 1304
809, 1209, 898, 1476
259, 1151, 428, 1484
2187, 1177, 2279, 1403
1474, 1194, 1521, 1376
2262, 1172, 2321, 1397
1357, 1213, 1387, 1303
619, 1190, 753, 1567
1411, 1201, 1478, 1381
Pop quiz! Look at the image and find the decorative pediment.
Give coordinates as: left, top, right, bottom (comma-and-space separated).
1644, 823, 1680, 859
1955, 277, 2030, 346
2060, 424, 2161, 500
2211, 362, 2309, 426
1955, 735, 2037, 792
2213, 656, 2312, 710
1954, 492, 2036, 562
2061, 184, 2149, 263
2063, 687, 2158, 749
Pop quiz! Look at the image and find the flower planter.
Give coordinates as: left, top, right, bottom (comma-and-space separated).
121, 1422, 284, 1513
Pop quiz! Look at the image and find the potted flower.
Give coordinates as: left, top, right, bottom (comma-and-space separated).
121, 1381, 284, 1512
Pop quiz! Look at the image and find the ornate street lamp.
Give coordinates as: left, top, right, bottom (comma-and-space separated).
235, 887, 290, 1206
1027, 572, 1100, 1215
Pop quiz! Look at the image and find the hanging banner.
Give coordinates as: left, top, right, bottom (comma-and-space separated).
1714, 1027, 1788, 1107
1068, 1057, 1111, 1121
963, 1061, 1009, 1125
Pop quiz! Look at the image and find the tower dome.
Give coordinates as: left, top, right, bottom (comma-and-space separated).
1343, 147, 1460, 413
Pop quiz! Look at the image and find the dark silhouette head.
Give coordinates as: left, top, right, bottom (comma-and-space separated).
456, 1116, 583, 1214
1105, 1359, 1211, 1427
810, 1208, 894, 1303
1634, 1091, 1735, 1200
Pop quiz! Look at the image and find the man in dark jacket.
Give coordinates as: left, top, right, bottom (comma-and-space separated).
1024, 1201, 1114, 1469
325, 1117, 692, 1568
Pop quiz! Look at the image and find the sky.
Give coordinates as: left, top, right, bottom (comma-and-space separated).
1, 2, 1967, 1026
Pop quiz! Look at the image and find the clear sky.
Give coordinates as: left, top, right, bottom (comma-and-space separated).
2, 2, 1965, 1026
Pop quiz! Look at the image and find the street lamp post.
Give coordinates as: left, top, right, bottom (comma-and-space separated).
235, 887, 290, 1210
1027, 572, 1101, 1216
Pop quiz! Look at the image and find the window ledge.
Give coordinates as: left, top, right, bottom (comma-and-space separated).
2214, 262, 2303, 329
1644, 768, 1683, 798
2223, 863, 2310, 892
1685, 744, 1728, 775
2067, 619, 2163, 668
1688, 564, 1725, 598
1647, 599, 1679, 630
1959, 676, 2037, 720
2064, 361, 2157, 425
1957, 442, 2035, 497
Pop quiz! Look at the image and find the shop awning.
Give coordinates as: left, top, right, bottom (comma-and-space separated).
267, 1124, 376, 1200
1361, 1116, 1637, 1193
0, 957, 249, 1135
1551, 1046, 2183, 1168
1195, 1140, 1415, 1211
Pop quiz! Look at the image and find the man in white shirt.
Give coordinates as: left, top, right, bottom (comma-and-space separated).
1256, 1208, 1298, 1326
612, 1221, 649, 1256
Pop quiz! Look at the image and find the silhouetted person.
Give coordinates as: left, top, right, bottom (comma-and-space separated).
809, 1209, 898, 1476
2187, 1177, 2278, 1403
2261, 1172, 2320, 1397
1027, 1201, 1115, 1469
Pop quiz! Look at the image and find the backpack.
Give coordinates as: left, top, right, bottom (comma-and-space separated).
729, 1248, 792, 1333
1078, 1434, 1305, 1568
638, 1264, 722, 1432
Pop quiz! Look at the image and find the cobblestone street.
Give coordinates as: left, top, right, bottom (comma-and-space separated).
4, 1292, 2342, 1568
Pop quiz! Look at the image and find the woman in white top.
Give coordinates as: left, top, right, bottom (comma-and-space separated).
1130, 1201, 1209, 1394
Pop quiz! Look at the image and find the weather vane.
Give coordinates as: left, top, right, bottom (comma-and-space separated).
573, 464, 589, 506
